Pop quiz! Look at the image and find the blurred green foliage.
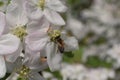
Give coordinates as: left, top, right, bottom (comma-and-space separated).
63, 47, 113, 68
0, 1, 4, 6
50, 71, 62, 80
67, 0, 94, 19
84, 56, 113, 68
1, 73, 10, 80
45, 68, 62, 80
94, 37, 107, 45
79, 32, 107, 46
63, 47, 83, 63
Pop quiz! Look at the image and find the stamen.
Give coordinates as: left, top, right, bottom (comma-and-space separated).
38, 0, 45, 10
11, 26, 27, 41
16, 65, 30, 79
48, 30, 61, 42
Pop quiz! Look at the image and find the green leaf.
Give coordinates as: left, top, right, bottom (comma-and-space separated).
64, 52, 74, 58
0, 1, 4, 6
45, 68, 62, 80
1, 73, 10, 80
84, 56, 113, 68
63, 47, 83, 63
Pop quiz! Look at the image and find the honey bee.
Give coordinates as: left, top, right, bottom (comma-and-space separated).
55, 36, 65, 53
47, 27, 65, 53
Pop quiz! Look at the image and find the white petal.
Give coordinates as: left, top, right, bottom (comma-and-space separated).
6, 62, 15, 73
6, 60, 20, 73
26, 28, 49, 51
0, 34, 20, 55
27, 17, 50, 34
24, 46, 47, 71
0, 56, 6, 78
24, 50, 48, 71
29, 72, 45, 80
25, 1, 43, 20
46, 0, 67, 12
6, 57, 23, 73
46, 42, 63, 71
6, 0, 28, 27
25, 52, 41, 69
61, 30, 67, 39
5, 43, 22, 62
64, 37, 79, 51
0, 12, 5, 36
44, 8, 65, 26
28, 0, 38, 4
6, 72, 19, 80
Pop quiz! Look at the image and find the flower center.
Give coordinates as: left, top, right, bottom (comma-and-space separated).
38, 0, 45, 10
48, 30, 61, 42
17, 65, 30, 79
11, 26, 27, 41
48, 29, 65, 53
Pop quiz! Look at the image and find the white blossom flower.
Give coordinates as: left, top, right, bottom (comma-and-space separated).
6, 0, 29, 41
6, 65, 45, 80
23, 46, 48, 71
27, 16, 50, 34
6, 54, 46, 80
107, 44, 120, 68
0, 12, 20, 78
25, 0, 67, 26
26, 25, 79, 71
6, 0, 28, 27
60, 63, 115, 80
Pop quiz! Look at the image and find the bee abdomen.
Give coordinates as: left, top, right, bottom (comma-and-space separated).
58, 46, 64, 53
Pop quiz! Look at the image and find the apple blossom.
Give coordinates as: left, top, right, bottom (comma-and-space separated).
6, 65, 45, 80
23, 46, 48, 71
6, 50, 47, 80
26, 26, 79, 71
0, 0, 81, 79
0, 12, 20, 78
25, 0, 67, 26
6, 0, 28, 41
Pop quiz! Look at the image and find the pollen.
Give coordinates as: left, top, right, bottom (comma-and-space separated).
48, 30, 61, 41
11, 26, 27, 41
38, 0, 45, 10
17, 65, 30, 79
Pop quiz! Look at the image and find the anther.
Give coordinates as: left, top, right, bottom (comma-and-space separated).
38, 0, 45, 10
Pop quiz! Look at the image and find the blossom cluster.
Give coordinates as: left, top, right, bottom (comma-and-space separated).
67, 0, 120, 68
60, 63, 115, 80
0, 0, 79, 79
